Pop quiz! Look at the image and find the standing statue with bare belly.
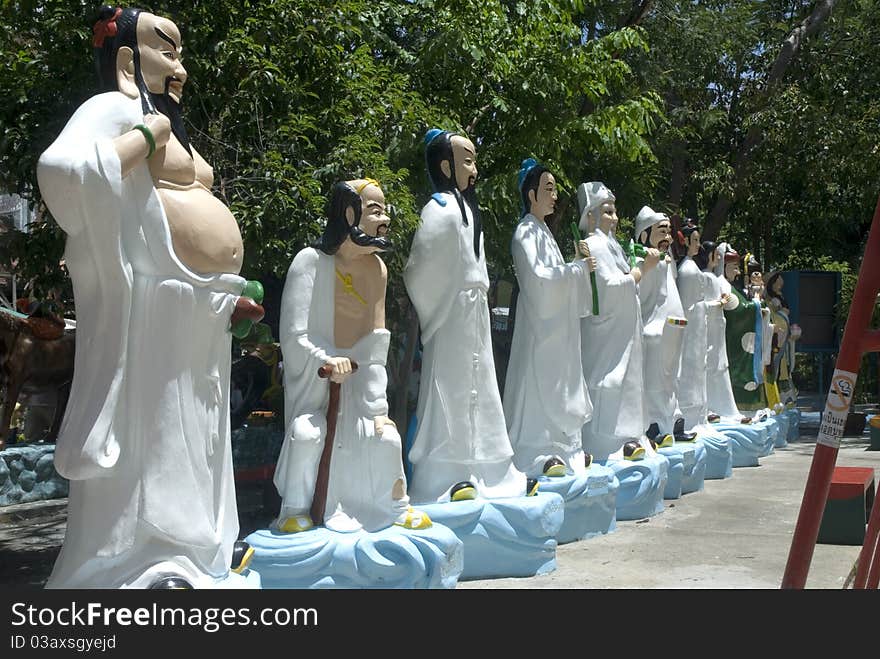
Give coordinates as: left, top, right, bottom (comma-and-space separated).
36, 7, 262, 588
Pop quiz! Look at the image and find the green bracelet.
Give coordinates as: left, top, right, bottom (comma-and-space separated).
133, 123, 156, 158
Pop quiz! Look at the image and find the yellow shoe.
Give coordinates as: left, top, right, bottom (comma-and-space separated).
450, 481, 477, 501
656, 433, 674, 449
278, 514, 314, 533
526, 478, 540, 496
542, 457, 566, 477
230, 541, 255, 574
623, 441, 645, 461
394, 506, 432, 530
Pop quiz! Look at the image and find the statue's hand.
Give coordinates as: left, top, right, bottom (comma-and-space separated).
719, 292, 731, 307
643, 248, 661, 270
374, 416, 396, 436
143, 113, 171, 150
325, 357, 353, 384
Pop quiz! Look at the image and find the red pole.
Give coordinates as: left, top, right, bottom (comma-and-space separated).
854, 486, 880, 588
781, 195, 880, 589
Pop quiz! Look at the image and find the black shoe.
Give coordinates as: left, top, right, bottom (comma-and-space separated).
706, 412, 721, 423
647, 422, 674, 448
542, 456, 566, 477
149, 575, 193, 589
526, 478, 540, 497
450, 481, 477, 501
231, 540, 254, 574
584, 453, 593, 469
623, 441, 645, 461
673, 417, 697, 442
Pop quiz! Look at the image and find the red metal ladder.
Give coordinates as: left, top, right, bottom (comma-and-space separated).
782, 195, 880, 589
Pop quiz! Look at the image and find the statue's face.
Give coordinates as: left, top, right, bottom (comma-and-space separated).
134, 13, 187, 103
724, 260, 740, 282
529, 171, 557, 219
687, 229, 701, 257
597, 200, 618, 234
356, 183, 389, 240
449, 135, 477, 192
649, 219, 671, 250
771, 275, 784, 294
750, 271, 764, 288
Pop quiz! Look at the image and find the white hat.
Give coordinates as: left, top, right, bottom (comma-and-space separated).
576, 182, 615, 231
715, 242, 731, 277
634, 205, 669, 240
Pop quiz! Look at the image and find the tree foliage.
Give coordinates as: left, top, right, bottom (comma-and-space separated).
1, 0, 878, 400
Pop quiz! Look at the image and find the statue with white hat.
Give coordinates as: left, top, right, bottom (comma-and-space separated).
503, 159, 596, 478
575, 182, 660, 461
633, 205, 695, 445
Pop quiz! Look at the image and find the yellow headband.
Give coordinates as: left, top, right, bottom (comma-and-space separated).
353, 178, 381, 194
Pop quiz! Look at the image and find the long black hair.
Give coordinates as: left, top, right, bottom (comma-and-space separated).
695, 240, 716, 271
519, 162, 550, 218
764, 271, 789, 309
92, 6, 192, 155
313, 181, 392, 255
424, 129, 481, 258
675, 219, 700, 266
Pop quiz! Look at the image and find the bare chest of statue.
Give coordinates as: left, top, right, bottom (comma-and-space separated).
149, 134, 244, 275
333, 256, 386, 349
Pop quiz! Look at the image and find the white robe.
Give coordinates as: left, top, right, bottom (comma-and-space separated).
676, 257, 709, 429
503, 214, 592, 477
704, 271, 741, 419
580, 228, 648, 461
273, 248, 409, 532
37, 92, 244, 588
404, 193, 525, 502
637, 255, 686, 434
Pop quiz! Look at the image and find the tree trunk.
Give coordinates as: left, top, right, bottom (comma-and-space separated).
703, 0, 837, 241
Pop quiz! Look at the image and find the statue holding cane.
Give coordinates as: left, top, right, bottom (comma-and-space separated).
273, 179, 430, 533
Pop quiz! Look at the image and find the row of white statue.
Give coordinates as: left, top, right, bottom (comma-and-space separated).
34, 9, 797, 588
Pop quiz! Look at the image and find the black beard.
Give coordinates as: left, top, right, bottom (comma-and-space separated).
150, 89, 192, 157
349, 225, 393, 252
457, 183, 482, 259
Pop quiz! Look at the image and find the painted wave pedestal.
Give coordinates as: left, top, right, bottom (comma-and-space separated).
659, 438, 708, 499
694, 424, 733, 479
538, 464, 618, 543
419, 491, 564, 580
245, 524, 463, 589
606, 453, 668, 520
714, 414, 778, 467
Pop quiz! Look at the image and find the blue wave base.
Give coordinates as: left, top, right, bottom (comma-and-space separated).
782, 408, 801, 441
658, 445, 684, 499
755, 417, 780, 456
538, 465, 618, 543
698, 426, 733, 479
660, 439, 708, 497
244, 524, 463, 589
772, 412, 790, 448
419, 492, 564, 580
715, 417, 777, 467
606, 454, 668, 520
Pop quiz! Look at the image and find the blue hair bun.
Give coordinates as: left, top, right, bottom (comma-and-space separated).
517, 157, 539, 190
424, 128, 446, 146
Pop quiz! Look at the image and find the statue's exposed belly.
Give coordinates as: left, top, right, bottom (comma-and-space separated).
150, 135, 243, 275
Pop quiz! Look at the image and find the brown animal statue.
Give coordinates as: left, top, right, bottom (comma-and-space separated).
0, 307, 74, 449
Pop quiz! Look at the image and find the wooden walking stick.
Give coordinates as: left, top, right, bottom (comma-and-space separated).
309, 360, 359, 526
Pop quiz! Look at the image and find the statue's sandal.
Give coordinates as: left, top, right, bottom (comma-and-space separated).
623, 441, 646, 461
